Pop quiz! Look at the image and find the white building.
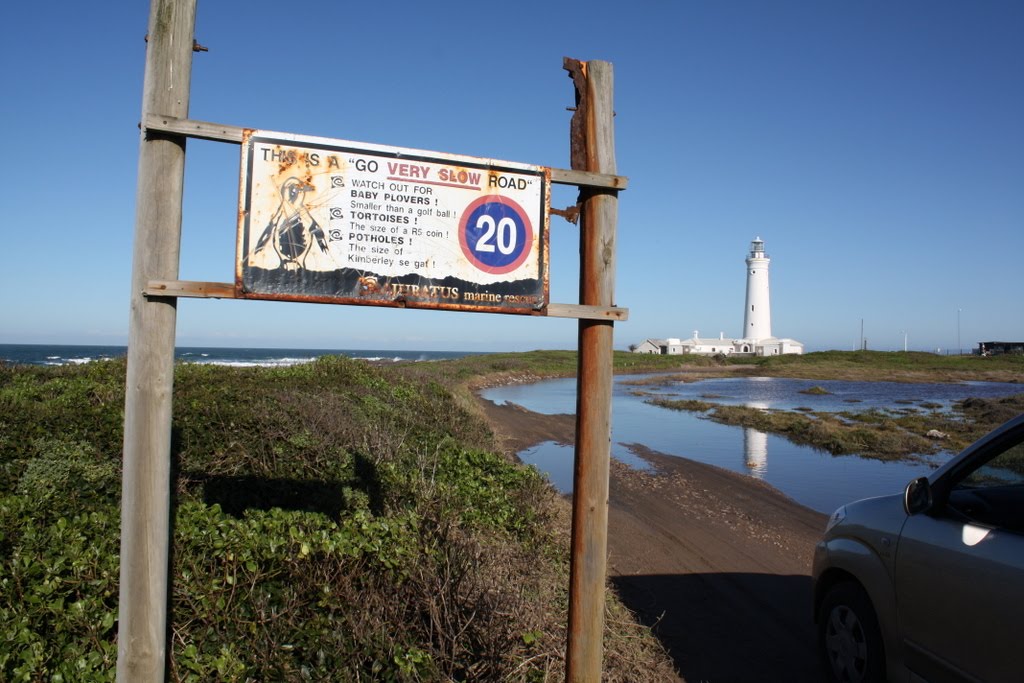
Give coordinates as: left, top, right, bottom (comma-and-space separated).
633, 238, 804, 357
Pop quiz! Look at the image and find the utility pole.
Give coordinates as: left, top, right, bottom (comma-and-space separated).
118, 0, 196, 680
565, 58, 618, 682
958, 308, 962, 356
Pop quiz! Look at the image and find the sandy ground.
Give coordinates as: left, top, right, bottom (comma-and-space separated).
477, 397, 830, 683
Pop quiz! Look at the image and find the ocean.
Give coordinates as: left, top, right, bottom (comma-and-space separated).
0, 343, 480, 367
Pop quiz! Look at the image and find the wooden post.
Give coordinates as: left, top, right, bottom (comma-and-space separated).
117, 0, 196, 680
565, 58, 618, 682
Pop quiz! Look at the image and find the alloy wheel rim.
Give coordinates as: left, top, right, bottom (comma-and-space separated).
824, 604, 868, 682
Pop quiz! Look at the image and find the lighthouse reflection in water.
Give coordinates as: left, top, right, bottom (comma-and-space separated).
743, 402, 770, 478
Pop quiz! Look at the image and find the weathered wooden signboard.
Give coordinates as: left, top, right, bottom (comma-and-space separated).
237, 130, 550, 313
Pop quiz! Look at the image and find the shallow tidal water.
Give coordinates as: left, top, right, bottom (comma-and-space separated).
481, 375, 1023, 514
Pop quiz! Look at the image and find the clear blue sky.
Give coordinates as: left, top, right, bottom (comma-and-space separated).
2, 1, 1021, 353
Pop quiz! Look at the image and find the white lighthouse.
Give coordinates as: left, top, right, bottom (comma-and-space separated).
742, 237, 772, 342
631, 237, 803, 356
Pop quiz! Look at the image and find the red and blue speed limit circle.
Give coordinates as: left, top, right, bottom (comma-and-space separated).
459, 195, 534, 275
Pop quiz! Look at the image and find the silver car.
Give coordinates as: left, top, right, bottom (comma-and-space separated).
812, 412, 1024, 683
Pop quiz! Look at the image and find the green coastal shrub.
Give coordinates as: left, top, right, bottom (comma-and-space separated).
16, 439, 119, 519
0, 499, 120, 682
0, 354, 608, 681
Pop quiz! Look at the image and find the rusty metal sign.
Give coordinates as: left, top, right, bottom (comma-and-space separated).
236, 130, 549, 313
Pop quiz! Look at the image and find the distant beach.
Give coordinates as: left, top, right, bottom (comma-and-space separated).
0, 343, 481, 368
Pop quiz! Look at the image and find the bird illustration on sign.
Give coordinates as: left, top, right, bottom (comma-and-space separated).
250, 177, 332, 271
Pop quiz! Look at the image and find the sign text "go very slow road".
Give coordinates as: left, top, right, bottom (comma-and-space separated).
237, 130, 550, 314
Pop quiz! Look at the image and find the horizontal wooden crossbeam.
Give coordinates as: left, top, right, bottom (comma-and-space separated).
143, 114, 628, 190
145, 280, 628, 321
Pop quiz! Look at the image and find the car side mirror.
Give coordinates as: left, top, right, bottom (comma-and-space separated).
904, 476, 933, 515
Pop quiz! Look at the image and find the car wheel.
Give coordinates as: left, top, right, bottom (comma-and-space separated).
818, 582, 885, 683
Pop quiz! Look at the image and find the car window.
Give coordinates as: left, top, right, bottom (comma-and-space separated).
948, 435, 1024, 533
958, 440, 1024, 488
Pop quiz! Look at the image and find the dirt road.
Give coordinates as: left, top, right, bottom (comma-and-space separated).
477, 398, 830, 682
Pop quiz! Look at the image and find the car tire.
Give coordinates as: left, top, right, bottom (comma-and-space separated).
818, 581, 885, 683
